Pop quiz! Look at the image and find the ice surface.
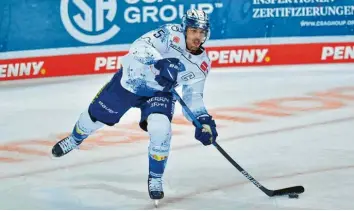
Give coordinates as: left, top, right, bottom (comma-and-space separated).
1, 64, 354, 209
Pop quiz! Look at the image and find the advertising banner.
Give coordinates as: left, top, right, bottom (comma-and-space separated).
1, 42, 353, 81
0, 0, 353, 52
0, 0, 353, 81
0, 51, 127, 81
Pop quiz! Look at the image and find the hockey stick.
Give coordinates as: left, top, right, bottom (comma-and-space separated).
171, 89, 305, 197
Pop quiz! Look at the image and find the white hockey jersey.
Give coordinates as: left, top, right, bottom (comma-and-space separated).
119, 24, 211, 119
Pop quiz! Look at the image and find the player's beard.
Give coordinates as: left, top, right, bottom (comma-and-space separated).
191, 39, 201, 50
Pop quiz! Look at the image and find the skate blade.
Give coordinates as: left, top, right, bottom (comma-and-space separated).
154, 200, 159, 208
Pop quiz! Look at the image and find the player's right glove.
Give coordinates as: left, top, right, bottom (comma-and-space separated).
154, 58, 182, 91
194, 115, 218, 146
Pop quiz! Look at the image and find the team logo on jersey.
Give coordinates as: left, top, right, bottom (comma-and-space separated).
60, 0, 120, 44
173, 36, 180, 43
200, 61, 208, 72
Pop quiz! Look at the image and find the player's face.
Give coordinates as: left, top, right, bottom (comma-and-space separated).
186, 27, 207, 52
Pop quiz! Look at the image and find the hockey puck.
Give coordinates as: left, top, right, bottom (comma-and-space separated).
288, 193, 299, 199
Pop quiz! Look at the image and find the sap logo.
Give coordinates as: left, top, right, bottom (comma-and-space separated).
60, 0, 120, 44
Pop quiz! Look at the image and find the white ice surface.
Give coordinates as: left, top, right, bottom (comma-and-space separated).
1, 64, 354, 209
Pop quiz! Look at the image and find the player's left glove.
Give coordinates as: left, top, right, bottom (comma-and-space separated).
154, 58, 183, 92
194, 115, 218, 146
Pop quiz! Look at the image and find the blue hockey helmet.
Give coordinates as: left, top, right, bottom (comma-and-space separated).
181, 9, 210, 44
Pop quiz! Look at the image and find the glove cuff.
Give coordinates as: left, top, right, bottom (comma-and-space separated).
193, 114, 215, 127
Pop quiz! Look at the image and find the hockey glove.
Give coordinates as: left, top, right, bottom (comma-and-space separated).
194, 115, 218, 146
154, 58, 182, 91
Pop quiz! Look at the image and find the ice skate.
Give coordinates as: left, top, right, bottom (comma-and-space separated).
148, 176, 164, 207
52, 136, 81, 157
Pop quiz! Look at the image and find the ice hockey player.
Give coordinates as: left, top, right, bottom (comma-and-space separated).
51, 9, 218, 203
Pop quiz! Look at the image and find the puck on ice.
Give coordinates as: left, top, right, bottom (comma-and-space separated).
288, 193, 299, 198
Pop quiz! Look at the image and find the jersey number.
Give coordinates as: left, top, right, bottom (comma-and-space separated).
153, 29, 165, 38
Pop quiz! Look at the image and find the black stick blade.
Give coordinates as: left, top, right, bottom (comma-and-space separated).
270, 186, 305, 196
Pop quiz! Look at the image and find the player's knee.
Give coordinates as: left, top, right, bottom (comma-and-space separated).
147, 113, 171, 159
72, 110, 105, 140
147, 113, 171, 138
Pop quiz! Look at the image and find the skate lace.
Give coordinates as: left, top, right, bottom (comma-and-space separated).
149, 178, 163, 192
58, 137, 78, 153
